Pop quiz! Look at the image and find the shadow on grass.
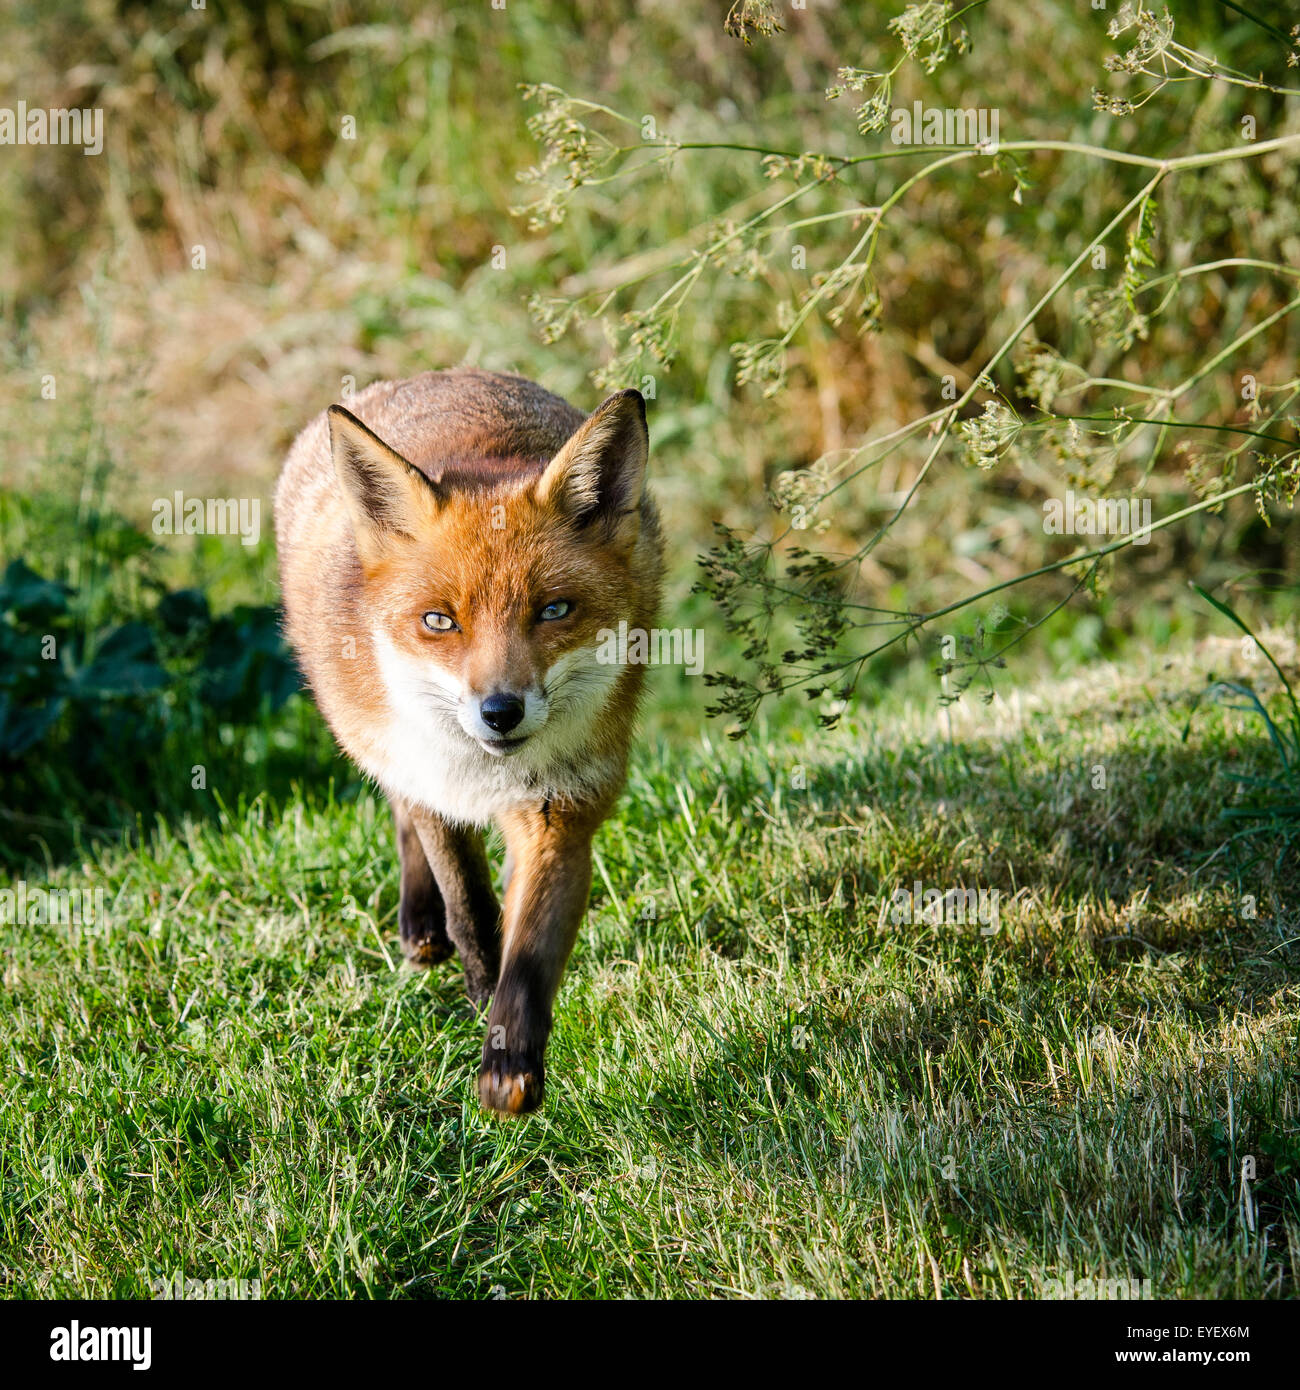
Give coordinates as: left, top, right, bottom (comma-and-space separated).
1, 689, 360, 874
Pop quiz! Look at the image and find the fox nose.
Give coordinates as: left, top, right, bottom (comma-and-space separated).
480, 692, 525, 734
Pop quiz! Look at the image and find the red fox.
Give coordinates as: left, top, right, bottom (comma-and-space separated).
275, 370, 663, 1114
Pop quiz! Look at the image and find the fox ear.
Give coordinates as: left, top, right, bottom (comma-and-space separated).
536, 389, 648, 540
329, 405, 441, 564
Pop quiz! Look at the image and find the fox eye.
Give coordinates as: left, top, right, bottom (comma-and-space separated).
538, 600, 573, 622
422, 611, 457, 632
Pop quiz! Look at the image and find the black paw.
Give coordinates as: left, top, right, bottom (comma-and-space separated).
478, 1057, 545, 1115
399, 901, 454, 967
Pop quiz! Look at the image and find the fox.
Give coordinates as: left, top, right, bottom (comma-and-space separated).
275, 369, 663, 1114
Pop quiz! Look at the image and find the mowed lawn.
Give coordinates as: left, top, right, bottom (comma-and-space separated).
2, 639, 1297, 1299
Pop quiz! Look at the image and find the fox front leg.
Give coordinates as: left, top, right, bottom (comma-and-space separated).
479, 801, 605, 1114
405, 805, 502, 1006
392, 797, 454, 967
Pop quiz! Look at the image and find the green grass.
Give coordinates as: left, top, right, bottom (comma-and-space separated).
2, 641, 1297, 1299
3, 0, 1298, 1306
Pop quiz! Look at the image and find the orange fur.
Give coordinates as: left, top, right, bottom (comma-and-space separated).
275, 369, 664, 1112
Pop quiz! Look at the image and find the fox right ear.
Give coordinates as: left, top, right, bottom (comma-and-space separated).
536, 389, 648, 543
329, 405, 441, 565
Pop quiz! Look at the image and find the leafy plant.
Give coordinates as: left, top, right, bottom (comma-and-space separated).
512, 2, 1300, 731
0, 527, 317, 868
1184, 583, 1300, 867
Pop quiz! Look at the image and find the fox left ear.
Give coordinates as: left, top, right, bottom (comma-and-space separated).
329, 404, 442, 567
536, 389, 648, 540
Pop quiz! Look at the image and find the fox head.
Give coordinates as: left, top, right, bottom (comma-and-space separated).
328, 390, 654, 763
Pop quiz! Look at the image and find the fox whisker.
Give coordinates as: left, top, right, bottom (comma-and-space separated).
417, 685, 460, 712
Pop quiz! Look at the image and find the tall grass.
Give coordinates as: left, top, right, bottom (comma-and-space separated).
2, 2, 1296, 699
